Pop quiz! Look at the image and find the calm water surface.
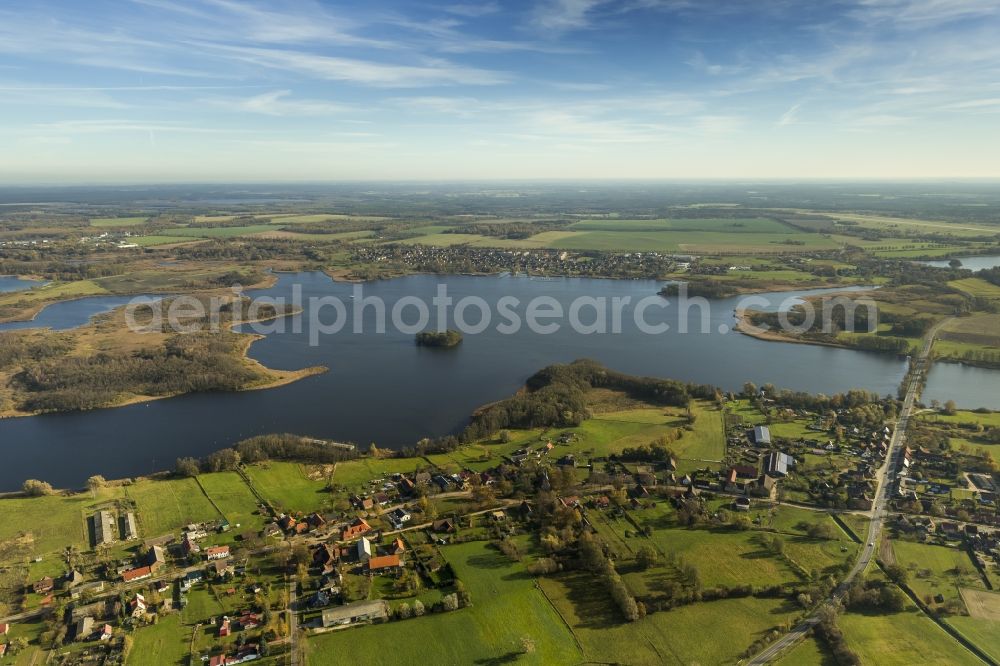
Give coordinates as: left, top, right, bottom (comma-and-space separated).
0, 276, 44, 293
919, 255, 1000, 271
0, 272, 992, 490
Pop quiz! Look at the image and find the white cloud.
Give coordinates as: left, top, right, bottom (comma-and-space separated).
777, 103, 801, 126
203, 90, 352, 116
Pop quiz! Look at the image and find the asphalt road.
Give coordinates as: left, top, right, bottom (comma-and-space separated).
747, 319, 947, 664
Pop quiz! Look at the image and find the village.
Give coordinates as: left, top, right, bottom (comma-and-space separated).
3, 379, 1000, 665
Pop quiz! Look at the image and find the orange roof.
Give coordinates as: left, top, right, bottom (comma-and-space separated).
206, 546, 230, 555
367, 554, 401, 570
122, 566, 152, 582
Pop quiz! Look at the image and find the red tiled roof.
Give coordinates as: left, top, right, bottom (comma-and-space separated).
122, 566, 152, 582
367, 554, 401, 570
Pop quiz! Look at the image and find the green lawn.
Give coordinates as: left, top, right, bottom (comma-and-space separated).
196, 472, 266, 532
244, 462, 330, 514
125, 477, 221, 538
127, 612, 192, 666
307, 540, 581, 665
839, 608, 979, 665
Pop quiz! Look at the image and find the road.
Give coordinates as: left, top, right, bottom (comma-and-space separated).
748, 318, 948, 664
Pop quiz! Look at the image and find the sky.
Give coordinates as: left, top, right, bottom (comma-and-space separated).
1, 0, 999, 183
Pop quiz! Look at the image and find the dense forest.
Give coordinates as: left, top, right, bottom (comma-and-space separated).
11, 332, 267, 413
461, 359, 715, 442
415, 329, 463, 348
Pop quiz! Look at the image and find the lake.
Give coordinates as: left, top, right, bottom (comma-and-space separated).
923, 362, 1000, 412
0, 271, 993, 490
0, 294, 161, 331
0, 275, 44, 293
919, 255, 1000, 271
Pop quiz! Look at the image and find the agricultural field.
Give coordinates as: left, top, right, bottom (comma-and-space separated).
126, 612, 192, 666
307, 540, 581, 665
160, 224, 277, 240
949, 278, 1000, 300
949, 613, 1000, 663
538, 571, 801, 665
0, 486, 124, 558
890, 540, 982, 609
125, 477, 221, 538
330, 457, 423, 492
243, 461, 330, 514
196, 472, 266, 532
128, 235, 204, 247
90, 216, 149, 227
839, 607, 979, 665
774, 635, 829, 665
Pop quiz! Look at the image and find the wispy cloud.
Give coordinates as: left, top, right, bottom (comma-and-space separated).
195, 43, 510, 86
777, 103, 802, 126
202, 90, 352, 116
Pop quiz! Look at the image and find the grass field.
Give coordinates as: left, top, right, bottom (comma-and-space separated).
921, 410, 1000, 428
948, 615, 1000, 663
126, 612, 192, 666
0, 279, 108, 307
0, 487, 123, 557
196, 472, 266, 532
331, 457, 424, 491
244, 461, 330, 514
775, 636, 830, 665
839, 608, 979, 665
949, 278, 1000, 300
90, 217, 149, 227
160, 224, 276, 239
568, 217, 795, 233
891, 540, 982, 609
538, 570, 800, 665
125, 477, 221, 538
128, 235, 204, 247
307, 540, 581, 665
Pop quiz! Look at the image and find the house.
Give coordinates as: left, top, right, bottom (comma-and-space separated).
64, 569, 84, 589
181, 570, 204, 590
765, 451, 794, 478
0, 645, 5, 658
129, 593, 148, 618
321, 600, 388, 627
262, 523, 283, 539
121, 512, 139, 540
182, 535, 201, 556
388, 508, 411, 529
212, 559, 235, 577
122, 566, 152, 583
238, 613, 262, 630
750, 426, 772, 446
306, 513, 327, 529
205, 546, 230, 561
32, 576, 54, 595
366, 554, 401, 575
391, 537, 406, 554
74, 616, 95, 641
70, 580, 106, 600
360, 497, 375, 511
0, 623, 9, 635
94, 510, 116, 546
357, 537, 373, 563
219, 617, 231, 637
398, 476, 416, 495
100, 624, 113, 641
752, 474, 779, 500
147, 545, 166, 571
278, 515, 297, 532
432, 519, 456, 533
490, 510, 507, 522
341, 518, 372, 541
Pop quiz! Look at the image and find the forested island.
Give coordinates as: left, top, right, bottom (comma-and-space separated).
415, 329, 463, 348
